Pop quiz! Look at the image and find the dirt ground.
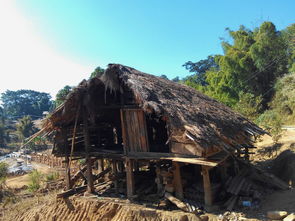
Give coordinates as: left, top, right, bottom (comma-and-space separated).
253, 129, 295, 162
1, 129, 295, 221
1, 194, 201, 221
6, 161, 56, 188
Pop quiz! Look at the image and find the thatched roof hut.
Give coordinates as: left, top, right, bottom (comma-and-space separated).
40, 64, 267, 206
44, 64, 264, 158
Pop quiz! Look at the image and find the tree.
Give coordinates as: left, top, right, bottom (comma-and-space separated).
160, 75, 169, 80
183, 55, 219, 86
16, 116, 36, 143
184, 22, 288, 109
233, 92, 262, 121
0, 107, 9, 147
172, 76, 180, 82
55, 85, 72, 107
270, 71, 295, 124
1, 90, 53, 119
90, 66, 105, 79
282, 23, 295, 72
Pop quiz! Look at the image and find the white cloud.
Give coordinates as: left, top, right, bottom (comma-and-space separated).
0, 1, 94, 99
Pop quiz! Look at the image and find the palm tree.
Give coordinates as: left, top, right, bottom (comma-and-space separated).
16, 116, 35, 143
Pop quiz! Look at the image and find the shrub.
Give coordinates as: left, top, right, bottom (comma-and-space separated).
256, 110, 283, 143
28, 170, 43, 192
0, 162, 8, 185
45, 172, 59, 182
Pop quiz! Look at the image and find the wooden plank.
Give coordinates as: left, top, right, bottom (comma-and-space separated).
57, 169, 111, 198
172, 162, 183, 199
71, 165, 87, 184
202, 166, 213, 206
165, 192, 189, 212
137, 110, 149, 152
120, 109, 128, 154
171, 157, 218, 167
92, 167, 112, 180
126, 152, 218, 167
121, 109, 149, 153
126, 158, 135, 198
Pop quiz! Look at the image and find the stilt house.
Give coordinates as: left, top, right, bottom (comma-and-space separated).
43, 64, 265, 207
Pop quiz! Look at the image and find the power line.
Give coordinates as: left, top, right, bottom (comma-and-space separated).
242, 55, 284, 84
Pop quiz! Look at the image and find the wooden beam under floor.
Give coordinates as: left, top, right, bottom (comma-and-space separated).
125, 158, 135, 199
64, 155, 72, 190
172, 161, 183, 199
83, 108, 94, 193
202, 166, 213, 207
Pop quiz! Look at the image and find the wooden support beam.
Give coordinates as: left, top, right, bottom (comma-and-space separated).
165, 192, 189, 212
202, 166, 213, 207
172, 161, 183, 199
126, 158, 135, 198
98, 159, 104, 173
112, 160, 118, 193
64, 156, 72, 190
71, 165, 87, 184
155, 165, 163, 194
83, 108, 94, 193
62, 129, 72, 190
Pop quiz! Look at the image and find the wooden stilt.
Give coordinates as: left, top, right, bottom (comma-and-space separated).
155, 165, 163, 194
65, 156, 72, 190
202, 166, 213, 206
62, 129, 72, 190
83, 109, 94, 193
172, 161, 183, 199
117, 161, 124, 173
97, 159, 104, 173
112, 160, 118, 193
126, 158, 135, 198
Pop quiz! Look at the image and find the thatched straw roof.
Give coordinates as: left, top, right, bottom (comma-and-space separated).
43, 64, 265, 154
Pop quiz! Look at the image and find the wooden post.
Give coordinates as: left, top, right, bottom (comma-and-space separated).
155, 165, 163, 194
172, 162, 183, 199
83, 109, 94, 193
126, 158, 135, 198
62, 129, 72, 190
112, 160, 118, 193
65, 156, 72, 190
97, 159, 104, 173
202, 166, 213, 206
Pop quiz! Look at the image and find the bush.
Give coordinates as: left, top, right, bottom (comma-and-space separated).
256, 110, 283, 143
45, 172, 59, 182
28, 170, 43, 192
234, 92, 262, 121
0, 162, 8, 185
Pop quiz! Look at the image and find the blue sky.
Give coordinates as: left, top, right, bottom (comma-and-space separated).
0, 0, 294, 98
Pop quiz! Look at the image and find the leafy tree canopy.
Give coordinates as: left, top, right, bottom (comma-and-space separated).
184, 22, 289, 110
16, 115, 36, 142
55, 85, 72, 107
183, 55, 219, 86
90, 66, 105, 79
1, 90, 53, 119
160, 74, 169, 80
